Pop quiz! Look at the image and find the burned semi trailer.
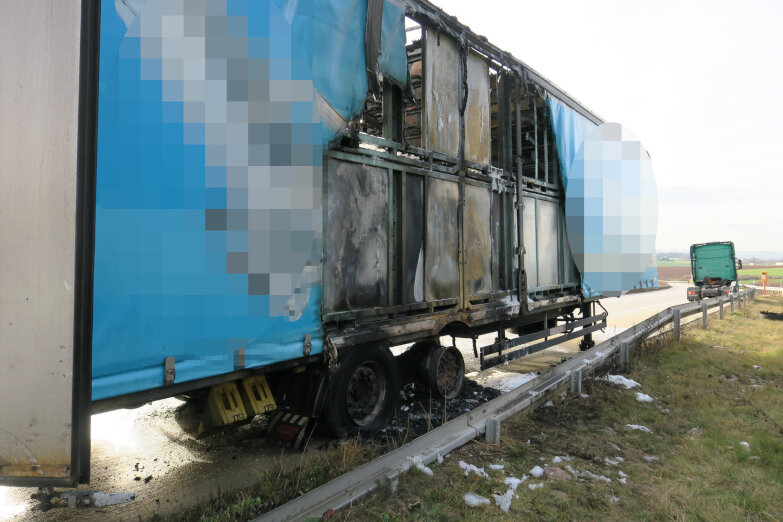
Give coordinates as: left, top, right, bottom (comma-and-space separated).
0, 0, 658, 487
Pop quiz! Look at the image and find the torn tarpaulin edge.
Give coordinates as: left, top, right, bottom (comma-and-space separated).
377, 0, 410, 90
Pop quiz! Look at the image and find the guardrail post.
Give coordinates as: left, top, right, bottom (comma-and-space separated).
379, 473, 399, 498
485, 417, 501, 444
570, 368, 582, 394
701, 302, 708, 328
619, 342, 630, 371
673, 309, 681, 341
719, 298, 724, 319
730, 295, 734, 313
738, 294, 743, 310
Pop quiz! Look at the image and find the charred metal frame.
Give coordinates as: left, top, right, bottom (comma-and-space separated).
322, 0, 602, 352
480, 312, 607, 370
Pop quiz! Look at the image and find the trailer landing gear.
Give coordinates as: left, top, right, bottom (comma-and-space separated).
578, 333, 595, 351
579, 302, 597, 351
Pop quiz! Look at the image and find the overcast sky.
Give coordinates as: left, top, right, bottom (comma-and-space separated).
436, 0, 783, 253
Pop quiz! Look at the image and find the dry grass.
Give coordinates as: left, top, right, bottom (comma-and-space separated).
157, 435, 389, 522
343, 294, 783, 521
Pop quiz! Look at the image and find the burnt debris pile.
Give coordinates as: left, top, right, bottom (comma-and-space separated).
375, 379, 502, 440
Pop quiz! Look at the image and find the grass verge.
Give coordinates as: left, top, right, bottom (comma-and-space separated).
155, 436, 391, 522
342, 294, 783, 521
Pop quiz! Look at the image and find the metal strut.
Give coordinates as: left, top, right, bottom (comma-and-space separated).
578, 302, 598, 351
479, 311, 607, 370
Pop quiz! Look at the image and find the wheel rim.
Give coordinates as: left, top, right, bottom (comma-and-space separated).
435, 348, 463, 398
345, 361, 387, 426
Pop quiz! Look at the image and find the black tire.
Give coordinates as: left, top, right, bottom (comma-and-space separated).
320, 343, 400, 437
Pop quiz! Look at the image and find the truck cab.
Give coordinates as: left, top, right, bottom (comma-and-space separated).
687, 242, 738, 301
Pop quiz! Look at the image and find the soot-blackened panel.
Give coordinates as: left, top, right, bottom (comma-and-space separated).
426, 178, 460, 300
522, 196, 538, 289
423, 28, 460, 158
464, 51, 491, 165
465, 185, 492, 296
536, 199, 560, 288
490, 192, 503, 291
404, 174, 425, 303
325, 160, 388, 312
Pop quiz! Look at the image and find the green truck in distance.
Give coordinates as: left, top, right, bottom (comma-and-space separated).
687, 241, 741, 301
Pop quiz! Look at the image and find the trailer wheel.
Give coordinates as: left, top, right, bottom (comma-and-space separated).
425, 345, 465, 399
321, 344, 400, 437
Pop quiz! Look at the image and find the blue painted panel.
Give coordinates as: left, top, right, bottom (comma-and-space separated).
92, 0, 381, 400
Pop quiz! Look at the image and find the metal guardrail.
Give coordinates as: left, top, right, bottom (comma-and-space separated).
256, 288, 756, 522
747, 284, 783, 296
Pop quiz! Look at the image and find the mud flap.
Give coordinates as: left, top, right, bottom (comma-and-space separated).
267, 412, 313, 449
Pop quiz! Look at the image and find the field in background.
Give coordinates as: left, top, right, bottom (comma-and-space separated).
345, 295, 783, 521
659, 264, 783, 286
657, 266, 691, 281
738, 267, 783, 287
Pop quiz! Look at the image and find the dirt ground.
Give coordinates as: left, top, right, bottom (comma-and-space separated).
3, 400, 319, 521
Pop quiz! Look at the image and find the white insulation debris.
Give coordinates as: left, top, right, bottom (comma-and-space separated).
459, 460, 489, 479
464, 492, 490, 507
603, 375, 640, 389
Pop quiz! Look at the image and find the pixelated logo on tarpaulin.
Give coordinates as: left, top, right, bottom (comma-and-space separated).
566, 123, 658, 297
548, 97, 658, 298
118, 0, 323, 320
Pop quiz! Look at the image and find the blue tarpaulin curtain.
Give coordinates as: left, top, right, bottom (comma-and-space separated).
283, 0, 409, 141
547, 97, 596, 191
283, 0, 369, 123
378, 0, 409, 88
92, 0, 412, 400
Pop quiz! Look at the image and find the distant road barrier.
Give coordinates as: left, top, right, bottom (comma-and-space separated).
748, 284, 783, 296
256, 288, 756, 522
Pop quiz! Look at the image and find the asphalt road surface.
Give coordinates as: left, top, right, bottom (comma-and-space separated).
2, 283, 689, 521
